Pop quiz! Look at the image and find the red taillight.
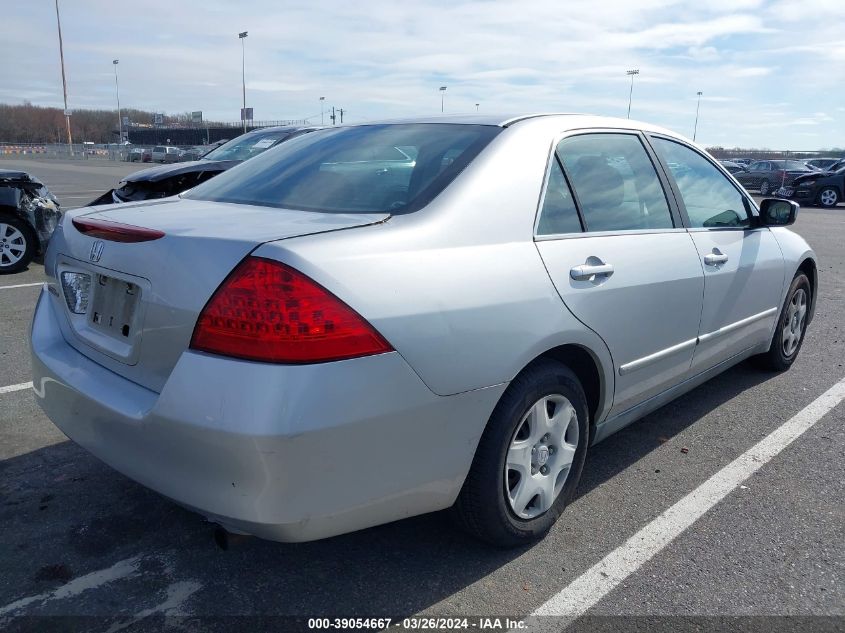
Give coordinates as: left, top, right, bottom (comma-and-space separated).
776, 170, 787, 180
72, 217, 165, 243
190, 257, 393, 364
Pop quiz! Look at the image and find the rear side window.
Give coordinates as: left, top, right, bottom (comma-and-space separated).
536, 158, 582, 235
652, 138, 750, 228
185, 124, 500, 214
556, 134, 673, 232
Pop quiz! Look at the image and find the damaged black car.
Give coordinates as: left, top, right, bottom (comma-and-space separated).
0, 169, 62, 274
89, 125, 316, 205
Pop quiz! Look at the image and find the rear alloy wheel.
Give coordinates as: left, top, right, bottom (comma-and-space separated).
754, 273, 811, 371
453, 360, 589, 547
760, 179, 771, 195
0, 216, 36, 274
818, 187, 839, 208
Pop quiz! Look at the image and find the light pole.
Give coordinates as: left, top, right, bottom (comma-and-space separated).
239, 31, 248, 133
54, 0, 73, 154
113, 59, 122, 143
626, 69, 639, 119
320, 96, 325, 125
439, 86, 447, 113
475, 103, 479, 112
693, 91, 703, 141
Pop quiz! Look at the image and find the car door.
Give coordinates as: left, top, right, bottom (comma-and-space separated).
649, 136, 785, 373
535, 131, 705, 415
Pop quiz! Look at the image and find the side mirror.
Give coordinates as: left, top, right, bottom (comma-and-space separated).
758, 198, 798, 226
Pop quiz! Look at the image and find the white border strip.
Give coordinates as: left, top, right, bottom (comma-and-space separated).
0, 282, 43, 290
0, 381, 32, 395
528, 376, 845, 630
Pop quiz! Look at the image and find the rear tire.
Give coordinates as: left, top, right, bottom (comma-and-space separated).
818, 187, 839, 208
760, 180, 771, 195
0, 214, 37, 274
754, 273, 811, 371
452, 359, 589, 547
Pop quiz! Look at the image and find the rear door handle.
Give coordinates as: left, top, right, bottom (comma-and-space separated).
570, 263, 614, 281
703, 250, 729, 266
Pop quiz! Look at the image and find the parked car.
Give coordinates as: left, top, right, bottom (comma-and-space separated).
780, 164, 844, 208
126, 147, 147, 162
178, 146, 208, 162
733, 159, 814, 195
803, 157, 840, 171
730, 158, 752, 166
33, 115, 816, 547
0, 169, 62, 273
150, 146, 180, 163
718, 160, 746, 174
89, 127, 315, 205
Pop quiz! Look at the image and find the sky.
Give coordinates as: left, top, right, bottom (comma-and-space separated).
2, 0, 844, 149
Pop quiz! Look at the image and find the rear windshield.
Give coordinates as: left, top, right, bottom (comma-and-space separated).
202, 130, 294, 161
184, 124, 501, 214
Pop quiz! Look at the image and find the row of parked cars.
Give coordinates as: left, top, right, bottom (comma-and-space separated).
719, 157, 844, 208
126, 144, 222, 164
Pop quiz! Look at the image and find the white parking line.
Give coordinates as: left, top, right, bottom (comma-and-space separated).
0, 557, 140, 616
103, 580, 202, 633
0, 282, 42, 290
527, 376, 845, 631
0, 382, 33, 395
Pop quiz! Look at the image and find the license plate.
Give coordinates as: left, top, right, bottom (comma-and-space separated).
88, 273, 140, 339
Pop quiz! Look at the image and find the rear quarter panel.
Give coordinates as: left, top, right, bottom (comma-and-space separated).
253, 120, 615, 421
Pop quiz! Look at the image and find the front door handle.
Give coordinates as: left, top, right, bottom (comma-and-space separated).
703, 249, 729, 266
570, 263, 614, 281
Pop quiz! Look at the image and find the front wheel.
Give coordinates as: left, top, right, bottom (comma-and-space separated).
452, 360, 589, 547
754, 273, 811, 371
0, 215, 37, 274
760, 179, 771, 195
818, 187, 839, 208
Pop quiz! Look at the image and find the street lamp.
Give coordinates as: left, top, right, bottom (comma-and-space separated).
113, 59, 122, 143
693, 91, 703, 141
626, 69, 639, 119
54, 0, 73, 153
239, 31, 248, 133
475, 103, 479, 112
320, 96, 325, 125
439, 86, 447, 113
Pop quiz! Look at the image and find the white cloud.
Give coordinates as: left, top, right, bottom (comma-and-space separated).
0, 0, 842, 148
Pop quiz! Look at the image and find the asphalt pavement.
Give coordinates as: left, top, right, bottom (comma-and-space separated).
0, 157, 843, 633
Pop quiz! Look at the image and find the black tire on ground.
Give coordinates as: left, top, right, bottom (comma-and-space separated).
452, 359, 589, 547
760, 180, 771, 195
753, 272, 811, 372
817, 187, 839, 208
0, 213, 37, 275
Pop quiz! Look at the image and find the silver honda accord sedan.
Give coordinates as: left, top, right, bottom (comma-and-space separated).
31, 114, 816, 547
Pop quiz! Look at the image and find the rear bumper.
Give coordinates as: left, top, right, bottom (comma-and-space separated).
31, 288, 505, 541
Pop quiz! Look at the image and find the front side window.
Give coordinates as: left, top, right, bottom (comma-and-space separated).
536, 158, 582, 235
185, 124, 500, 214
556, 133, 673, 232
652, 137, 750, 228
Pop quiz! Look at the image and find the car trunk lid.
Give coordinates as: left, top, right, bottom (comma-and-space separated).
52, 197, 388, 392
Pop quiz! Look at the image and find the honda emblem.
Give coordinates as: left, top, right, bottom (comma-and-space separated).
89, 240, 105, 262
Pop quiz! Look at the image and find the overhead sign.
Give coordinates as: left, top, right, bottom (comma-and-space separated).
122, 116, 129, 127
240, 107, 253, 121
191, 111, 202, 123
154, 113, 164, 125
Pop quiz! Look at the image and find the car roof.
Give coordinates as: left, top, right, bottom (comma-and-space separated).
339, 113, 683, 137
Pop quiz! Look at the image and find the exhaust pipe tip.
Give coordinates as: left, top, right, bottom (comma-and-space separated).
213, 525, 251, 551
213, 526, 230, 550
